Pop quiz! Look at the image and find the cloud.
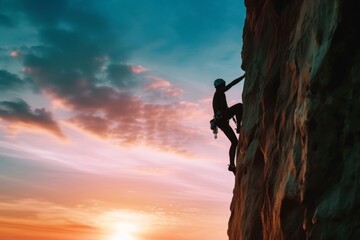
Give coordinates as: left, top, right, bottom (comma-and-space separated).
0, 198, 202, 240
0, 0, 209, 154
146, 77, 171, 90
0, 99, 65, 139
0, 199, 99, 237
0, 13, 16, 28
0, 70, 26, 90
107, 63, 137, 88
131, 65, 149, 74
144, 76, 183, 102
16, 0, 68, 26
9, 50, 21, 57
16, 3, 199, 152
65, 90, 204, 154
23, 51, 202, 152
69, 114, 110, 138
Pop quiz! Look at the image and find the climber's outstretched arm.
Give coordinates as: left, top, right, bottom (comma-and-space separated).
224, 73, 245, 91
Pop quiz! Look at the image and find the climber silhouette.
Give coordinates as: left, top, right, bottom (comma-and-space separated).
212, 73, 245, 175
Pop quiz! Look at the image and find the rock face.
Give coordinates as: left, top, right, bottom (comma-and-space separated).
228, 0, 360, 239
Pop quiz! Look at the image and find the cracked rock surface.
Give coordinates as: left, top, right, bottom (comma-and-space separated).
228, 0, 360, 239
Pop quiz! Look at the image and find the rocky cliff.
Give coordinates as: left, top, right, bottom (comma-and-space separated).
228, 0, 360, 239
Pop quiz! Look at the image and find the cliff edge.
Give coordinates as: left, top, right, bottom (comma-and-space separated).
228, 0, 360, 239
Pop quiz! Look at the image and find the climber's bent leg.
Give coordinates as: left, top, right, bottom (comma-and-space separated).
227, 103, 243, 130
227, 103, 243, 133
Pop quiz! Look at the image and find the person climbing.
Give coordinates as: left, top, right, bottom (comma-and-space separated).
212, 73, 245, 175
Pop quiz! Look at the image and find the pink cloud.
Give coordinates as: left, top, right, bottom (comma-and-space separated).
10, 50, 21, 58
164, 87, 183, 97
21, 53, 204, 153
63, 94, 206, 155
145, 76, 172, 90
69, 114, 110, 138
131, 65, 149, 74
145, 76, 183, 98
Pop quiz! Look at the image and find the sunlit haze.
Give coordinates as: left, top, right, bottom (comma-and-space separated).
0, 0, 246, 239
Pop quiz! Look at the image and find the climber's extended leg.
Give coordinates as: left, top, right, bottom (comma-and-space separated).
220, 123, 238, 174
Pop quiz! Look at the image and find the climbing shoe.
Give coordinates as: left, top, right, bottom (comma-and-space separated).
228, 165, 236, 175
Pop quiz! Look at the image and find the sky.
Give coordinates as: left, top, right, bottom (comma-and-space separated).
0, 1, 246, 239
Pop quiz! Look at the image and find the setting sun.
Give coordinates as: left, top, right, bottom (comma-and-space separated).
97, 211, 145, 240
107, 223, 138, 240
108, 232, 135, 240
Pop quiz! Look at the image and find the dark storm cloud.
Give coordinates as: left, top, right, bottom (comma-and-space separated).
0, 70, 25, 90
0, 99, 65, 138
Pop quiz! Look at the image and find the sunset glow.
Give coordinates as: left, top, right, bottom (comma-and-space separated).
99, 213, 141, 240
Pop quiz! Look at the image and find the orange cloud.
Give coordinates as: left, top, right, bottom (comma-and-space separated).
0, 194, 230, 240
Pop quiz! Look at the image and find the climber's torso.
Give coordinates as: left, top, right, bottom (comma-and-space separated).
212, 90, 228, 115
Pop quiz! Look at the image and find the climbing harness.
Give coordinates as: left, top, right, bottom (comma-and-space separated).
210, 110, 223, 139
210, 118, 218, 139
210, 111, 238, 139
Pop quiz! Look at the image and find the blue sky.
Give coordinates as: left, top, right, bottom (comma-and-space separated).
0, 1, 246, 239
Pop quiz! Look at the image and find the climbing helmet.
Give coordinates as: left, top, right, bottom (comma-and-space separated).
214, 78, 226, 88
